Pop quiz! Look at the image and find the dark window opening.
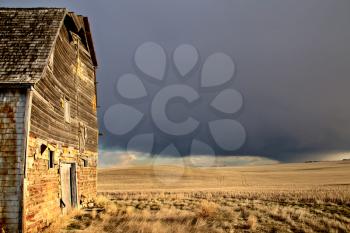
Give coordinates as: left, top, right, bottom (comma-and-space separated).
40, 144, 47, 155
49, 150, 54, 169
82, 159, 89, 167
64, 15, 89, 50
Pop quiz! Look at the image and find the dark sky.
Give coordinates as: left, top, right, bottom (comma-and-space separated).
3, 0, 350, 163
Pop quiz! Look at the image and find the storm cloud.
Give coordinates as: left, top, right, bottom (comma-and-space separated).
3, 0, 350, 163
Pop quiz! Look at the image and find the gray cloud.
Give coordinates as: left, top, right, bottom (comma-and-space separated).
3, 0, 350, 162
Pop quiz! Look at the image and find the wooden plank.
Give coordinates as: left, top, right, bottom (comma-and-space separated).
60, 163, 72, 215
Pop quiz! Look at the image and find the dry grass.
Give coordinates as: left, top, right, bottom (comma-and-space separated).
247, 214, 257, 230
45, 161, 350, 233
42, 209, 85, 233
98, 161, 350, 192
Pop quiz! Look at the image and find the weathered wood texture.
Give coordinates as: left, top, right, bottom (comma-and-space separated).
0, 8, 66, 84
23, 12, 98, 233
60, 163, 73, 214
0, 89, 26, 233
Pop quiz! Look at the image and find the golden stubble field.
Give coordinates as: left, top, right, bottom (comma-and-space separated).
46, 161, 350, 233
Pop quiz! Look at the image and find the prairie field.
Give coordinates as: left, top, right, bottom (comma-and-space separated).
46, 161, 350, 233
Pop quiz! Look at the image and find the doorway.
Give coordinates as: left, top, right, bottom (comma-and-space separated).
60, 163, 77, 214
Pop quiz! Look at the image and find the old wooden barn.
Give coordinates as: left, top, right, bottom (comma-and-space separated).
0, 8, 98, 233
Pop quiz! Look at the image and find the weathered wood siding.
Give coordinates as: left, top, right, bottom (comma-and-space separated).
0, 89, 26, 233
23, 14, 98, 233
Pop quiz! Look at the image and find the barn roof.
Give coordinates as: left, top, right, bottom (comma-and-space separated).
0, 8, 97, 85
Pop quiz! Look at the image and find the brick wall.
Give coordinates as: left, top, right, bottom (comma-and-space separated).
0, 89, 26, 233
23, 137, 97, 233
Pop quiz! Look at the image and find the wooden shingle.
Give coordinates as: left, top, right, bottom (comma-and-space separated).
0, 8, 67, 84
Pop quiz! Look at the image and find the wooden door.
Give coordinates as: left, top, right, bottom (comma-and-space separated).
60, 163, 73, 214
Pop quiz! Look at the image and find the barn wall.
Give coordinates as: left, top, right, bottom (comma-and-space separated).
0, 89, 26, 233
23, 15, 98, 233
